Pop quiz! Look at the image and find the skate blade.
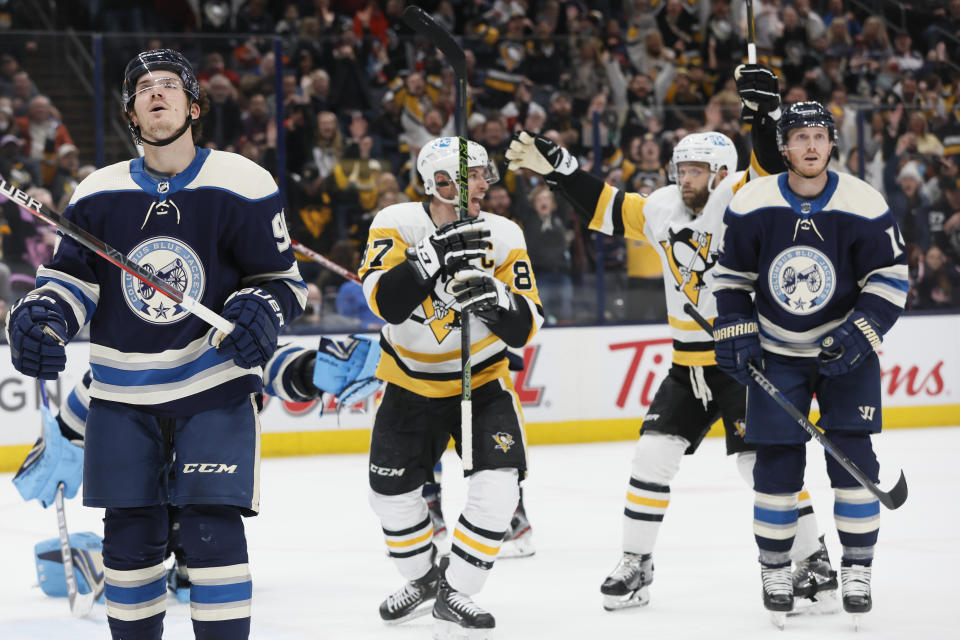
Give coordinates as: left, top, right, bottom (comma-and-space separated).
432, 618, 493, 640
850, 613, 865, 631
383, 601, 436, 626
770, 611, 787, 630
602, 586, 650, 611
498, 533, 535, 559
788, 590, 840, 616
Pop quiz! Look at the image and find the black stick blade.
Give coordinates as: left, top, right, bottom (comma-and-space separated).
878, 470, 908, 510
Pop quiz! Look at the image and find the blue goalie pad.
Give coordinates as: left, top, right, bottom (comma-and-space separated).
313, 334, 381, 397
34, 532, 106, 602
13, 404, 83, 508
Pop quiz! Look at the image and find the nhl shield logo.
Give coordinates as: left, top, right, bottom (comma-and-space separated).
768, 245, 836, 315
122, 236, 205, 324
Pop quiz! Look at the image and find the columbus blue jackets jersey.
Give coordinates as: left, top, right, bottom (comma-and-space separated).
33, 148, 307, 415
714, 171, 909, 357
359, 202, 544, 398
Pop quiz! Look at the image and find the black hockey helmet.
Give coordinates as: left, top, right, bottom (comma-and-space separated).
776, 101, 837, 152
120, 49, 199, 114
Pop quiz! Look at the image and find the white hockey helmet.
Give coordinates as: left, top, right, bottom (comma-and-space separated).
417, 137, 500, 204
669, 132, 738, 191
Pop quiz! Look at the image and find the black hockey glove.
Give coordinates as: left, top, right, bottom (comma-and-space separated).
818, 312, 882, 377
5, 293, 68, 380
506, 131, 578, 187
735, 64, 781, 123
406, 218, 491, 284
214, 287, 284, 369
446, 268, 516, 325
713, 315, 763, 388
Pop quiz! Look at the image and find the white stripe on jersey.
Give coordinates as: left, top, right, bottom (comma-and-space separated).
90, 361, 250, 404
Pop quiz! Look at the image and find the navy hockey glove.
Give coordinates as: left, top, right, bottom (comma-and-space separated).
406, 218, 491, 284
447, 268, 516, 324
213, 287, 284, 369
13, 404, 82, 508
506, 131, 578, 186
818, 312, 882, 377
5, 293, 68, 380
312, 334, 381, 403
735, 64, 781, 121
713, 316, 762, 387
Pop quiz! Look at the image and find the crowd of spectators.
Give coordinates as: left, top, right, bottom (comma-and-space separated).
3, 0, 960, 334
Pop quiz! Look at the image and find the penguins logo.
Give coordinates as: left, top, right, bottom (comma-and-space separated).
418, 291, 461, 344
492, 432, 515, 453
660, 228, 717, 305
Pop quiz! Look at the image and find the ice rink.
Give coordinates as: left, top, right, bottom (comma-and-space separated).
1, 426, 957, 639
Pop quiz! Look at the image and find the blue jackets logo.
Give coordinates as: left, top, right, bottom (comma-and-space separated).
122, 236, 206, 324
768, 245, 835, 315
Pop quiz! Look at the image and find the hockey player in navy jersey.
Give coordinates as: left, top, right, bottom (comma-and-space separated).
712, 101, 909, 625
359, 137, 544, 639
5, 49, 306, 640
13, 336, 380, 603
505, 65, 837, 614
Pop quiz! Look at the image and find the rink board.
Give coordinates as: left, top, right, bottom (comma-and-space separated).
0, 313, 957, 470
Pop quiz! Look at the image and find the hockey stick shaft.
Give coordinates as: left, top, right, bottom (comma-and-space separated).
0, 178, 234, 335
746, 0, 757, 63
403, 5, 474, 470
292, 240, 361, 283
682, 303, 907, 510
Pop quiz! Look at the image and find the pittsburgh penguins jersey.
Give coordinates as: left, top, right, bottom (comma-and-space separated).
568, 169, 750, 366
359, 201, 544, 398
33, 148, 307, 416
714, 171, 909, 357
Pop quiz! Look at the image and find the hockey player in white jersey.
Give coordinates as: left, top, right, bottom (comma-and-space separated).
505, 65, 836, 613
360, 136, 544, 639
713, 101, 908, 627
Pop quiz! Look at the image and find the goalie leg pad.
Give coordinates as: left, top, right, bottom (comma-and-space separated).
35, 531, 105, 601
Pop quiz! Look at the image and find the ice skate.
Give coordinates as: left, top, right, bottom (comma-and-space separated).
761, 565, 794, 629
432, 574, 495, 640
499, 503, 535, 559
600, 552, 653, 611
790, 535, 839, 616
379, 564, 441, 624
166, 556, 190, 603
841, 564, 872, 630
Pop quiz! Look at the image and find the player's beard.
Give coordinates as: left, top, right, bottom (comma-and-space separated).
682, 186, 709, 211
792, 158, 829, 179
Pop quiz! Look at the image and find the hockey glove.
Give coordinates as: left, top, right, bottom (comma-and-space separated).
6, 293, 68, 380
506, 131, 578, 186
735, 64, 781, 122
406, 217, 491, 284
713, 316, 763, 388
818, 312, 882, 377
213, 287, 284, 369
312, 333, 381, 398
446, 268, 516, 325
13, 404, 83, 508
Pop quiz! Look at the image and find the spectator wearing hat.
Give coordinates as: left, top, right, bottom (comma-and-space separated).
48, 143, 81, 210
885, 157, 933, 257
0, 96, 24, 140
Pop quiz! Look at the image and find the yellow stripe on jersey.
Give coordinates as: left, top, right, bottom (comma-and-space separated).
359, 228, 408, 319
588, 184, 649, 241
495, 248, 542, 345
588, 183, 617, 233
392, 333, 501, 364
668, 315, 714, 331
673, 350, 717, 367
376, 355, 511, 398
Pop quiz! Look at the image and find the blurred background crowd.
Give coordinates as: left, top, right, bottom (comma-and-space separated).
1, 0, 959, 336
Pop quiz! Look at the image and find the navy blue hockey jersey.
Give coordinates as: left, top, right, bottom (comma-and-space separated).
714, 171, 909, 357
33, 148, 307, 415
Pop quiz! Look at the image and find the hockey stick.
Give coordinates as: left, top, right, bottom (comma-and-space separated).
40, 382, 96, 618
746, 0, 757, 64
683, 303, 908, 510
291, 240, 361, 283
0, 178, 234, 335
403, 5, 474, 470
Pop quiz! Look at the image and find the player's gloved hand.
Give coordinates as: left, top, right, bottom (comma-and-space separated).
713, 315, 763, 387
13, 404, 83, 508
313, 333, 381, 401
406, 217, 491, 284
5, 293, 68, 380
818, 311, 882, 377
735, 63, 781, 120
506, 131, 578, 185
213, 287, 283, 369
447, 268, 516, 325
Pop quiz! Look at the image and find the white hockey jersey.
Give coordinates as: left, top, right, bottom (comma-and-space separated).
586, 170, 750, 366
359, 202, 544, 397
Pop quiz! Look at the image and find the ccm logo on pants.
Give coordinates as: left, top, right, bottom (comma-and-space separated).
370, 464, 405, 477
182, 463, 238, 474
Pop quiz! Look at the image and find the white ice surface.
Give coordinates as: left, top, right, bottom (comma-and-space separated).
1, 427, 958, 639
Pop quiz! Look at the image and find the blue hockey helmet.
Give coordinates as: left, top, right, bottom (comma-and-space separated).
776, 101, 836, 152
120, 49, 199, 114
